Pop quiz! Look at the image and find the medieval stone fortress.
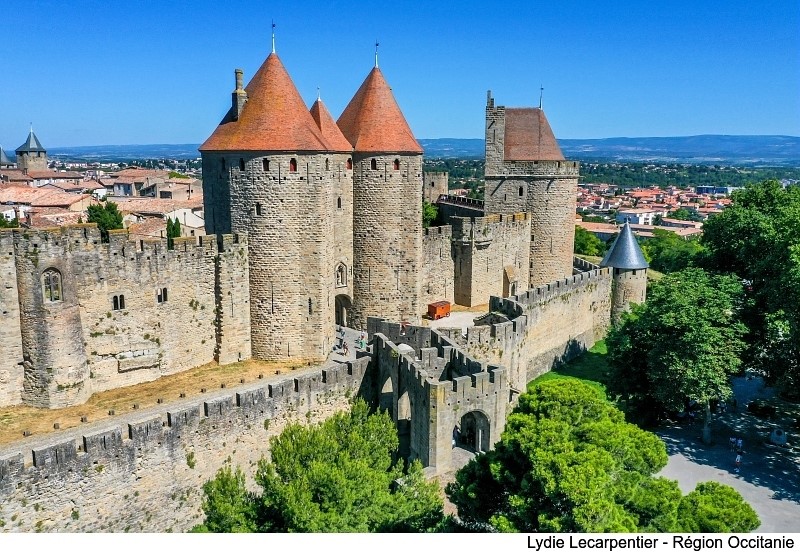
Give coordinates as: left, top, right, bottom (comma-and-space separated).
0, 46, 648, 531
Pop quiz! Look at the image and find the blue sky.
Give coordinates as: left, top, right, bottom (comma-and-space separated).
1, 0, 798, 148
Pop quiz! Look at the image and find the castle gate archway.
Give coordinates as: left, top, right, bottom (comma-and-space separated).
335, 294, 352, 327
459, 410, 491, 453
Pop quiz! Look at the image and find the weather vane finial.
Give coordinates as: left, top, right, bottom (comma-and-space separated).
271, 20, 276, 54
375, 40, 380, 68
317, 86, 321, 102
539, 85, 544, 110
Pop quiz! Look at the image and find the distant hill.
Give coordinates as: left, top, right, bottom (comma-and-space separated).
48, 135, 800, 166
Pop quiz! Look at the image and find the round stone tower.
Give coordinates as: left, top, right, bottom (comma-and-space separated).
601, 222, 649, 321
483, 91, 579, 287
337, 65, 423, 330
200, 52, 352, 361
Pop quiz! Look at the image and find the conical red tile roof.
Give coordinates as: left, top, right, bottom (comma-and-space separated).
200, 53, 332, 152
503, 108, 564, 161
310, 99, 352, 152
337, 67, 422, 154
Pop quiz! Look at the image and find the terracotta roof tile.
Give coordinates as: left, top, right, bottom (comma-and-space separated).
200, 53, 333, 152
310, 99, 353, 152
337, 67, 422, 154
503, 108, 563, 161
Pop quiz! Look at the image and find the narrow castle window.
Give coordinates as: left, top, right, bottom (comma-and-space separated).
157, 288, 168, 303
337, 197, 342, 209
336, 263, 347, 286
289, 158, 298, 172
308, 297, 312, 315
519, 186, 524, 196
393, 159, 400, 171
325, 158, 330, 171
263, 158, 270, 171
221, 158, 226, 172
239, 158, 245, 171
346, 158, 352, 170
370, 158, 377, 170
42, 269, 62, 302
256, 202, 262, 216
112, 295, 126, 311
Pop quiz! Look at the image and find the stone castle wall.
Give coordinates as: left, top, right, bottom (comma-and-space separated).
0, 358, 372, 532
438, 259, 613, 392
451, 212, 531, 307
422, 171, 448, 203
351, 153, 423, 329
0, 225, 251, 409
421, 225, 455, 307
0, 231, 24, 407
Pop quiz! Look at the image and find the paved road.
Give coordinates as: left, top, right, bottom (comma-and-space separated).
656, 376, 800, 533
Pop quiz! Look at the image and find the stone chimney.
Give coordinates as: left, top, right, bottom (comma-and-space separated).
232, 69, 247, 120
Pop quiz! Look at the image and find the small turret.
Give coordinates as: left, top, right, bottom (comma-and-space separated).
0, 145, 13, 168
15, 128, 47, 174
601, 222, 648, 320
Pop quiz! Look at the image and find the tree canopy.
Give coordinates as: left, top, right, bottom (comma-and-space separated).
166, 217, 181, 249
606, 267, 747, 435
192, 399, 444, 532
701, 180, 800, 399
87, 201, 123, 242
422, 200, 438, 229
640, 229, 705, 273
574, 226, 605, 256
446, 378, 758, 533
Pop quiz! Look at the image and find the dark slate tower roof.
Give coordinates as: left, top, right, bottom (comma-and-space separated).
503, 108, 563, 161
0, 146, 12, 166
16, 130, 46, 154
601, 222, 649, 270
337, 67, 422, 154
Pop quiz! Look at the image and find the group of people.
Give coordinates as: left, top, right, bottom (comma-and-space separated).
729, 435, 745, 473
334, 327, 368, 357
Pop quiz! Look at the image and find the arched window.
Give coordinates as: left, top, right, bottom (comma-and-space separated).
336, 263, 347, 287
239, 158, 245, 171
289, 158, 298, 172
393, 159, 400, 171
519, 186, 524, 196
337, 197, 342, 209
157, 288, 168, 303
346, 158, 353, 170
113, 294, 126, 311
370, 158, 377, 170
263, 158, 270, 171
325, 158, 330, 171
42, 269, 62, 302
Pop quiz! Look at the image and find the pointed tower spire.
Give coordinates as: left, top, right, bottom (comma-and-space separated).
601, 222, 649, 270
374, 40, 379, 68
271, 20, 276, 54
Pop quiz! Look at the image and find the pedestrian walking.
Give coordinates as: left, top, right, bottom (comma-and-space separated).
736, 437, 743, 452
452, 425, 459, 448
342, 342, 349, 357
729, 436, 736, 451
734, 453, 742, 473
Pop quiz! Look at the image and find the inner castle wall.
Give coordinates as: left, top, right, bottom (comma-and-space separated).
0, 225, 250, 408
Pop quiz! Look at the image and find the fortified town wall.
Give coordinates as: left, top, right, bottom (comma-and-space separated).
0, 226, 251, 409
0, 358, 371, 532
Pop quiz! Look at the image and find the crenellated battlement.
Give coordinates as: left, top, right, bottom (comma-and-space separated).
0, 357, 371, 481
485, 159, 580, 177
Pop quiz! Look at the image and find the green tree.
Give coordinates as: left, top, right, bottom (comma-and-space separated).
168, 170, 190, 179
574, 226, 605, 256
193, 400, 444, 532
447, 379, 681, 533
606, 268, 747, 440
667, 207, 701, 222
641, 229, 704, 273
422, 200, 438, 229
166, 217, 181, 249
190, 466, 259, 533
0, 214, 19, 228
701, 180, 800, 399
87, 201, 124, 243
677, 482, 760, 532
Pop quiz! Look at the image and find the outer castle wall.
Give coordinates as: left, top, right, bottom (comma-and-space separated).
437, 259, 612, 392
1, 225, 251, 408
0, 231, 24, 407
0, 358, 372, 533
